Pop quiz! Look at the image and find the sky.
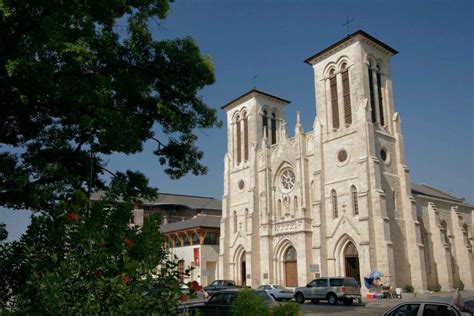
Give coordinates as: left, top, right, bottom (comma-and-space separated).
1, 0, 473, 241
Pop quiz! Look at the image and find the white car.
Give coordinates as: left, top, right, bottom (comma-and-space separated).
257, 284, 294, 301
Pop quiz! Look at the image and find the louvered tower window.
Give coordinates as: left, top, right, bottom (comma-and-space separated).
329, 69, 339, 129
236, 115, 241, 164
368, 63, 377, 123
243, 112, 248, 161
262, 110, 268, 138
376, 65, 385, 126
271, 113, 277, 145
341, 63, 352, 125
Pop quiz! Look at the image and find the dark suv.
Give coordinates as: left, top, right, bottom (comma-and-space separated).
294, 277, 361, 305
203, 280, 239, 296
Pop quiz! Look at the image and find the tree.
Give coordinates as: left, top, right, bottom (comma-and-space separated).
0, 223, 7, 241
0, 0, 220, 212
0, 0, 219, 313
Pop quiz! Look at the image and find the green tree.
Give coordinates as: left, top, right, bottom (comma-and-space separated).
0, 0, 219, 313
0, 222, 7, 241
0, 0, 219, 212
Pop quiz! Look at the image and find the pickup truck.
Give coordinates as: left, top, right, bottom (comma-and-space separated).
203, 280, 239, 296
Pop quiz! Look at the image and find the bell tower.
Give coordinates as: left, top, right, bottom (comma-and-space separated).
305, 30, 428, 291
219, 88, 290, 285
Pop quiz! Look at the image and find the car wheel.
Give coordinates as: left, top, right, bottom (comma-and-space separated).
295, 292, 305, 304
327, 293, 338, 305
343, 298, 353, 306
311, 298, 319, 304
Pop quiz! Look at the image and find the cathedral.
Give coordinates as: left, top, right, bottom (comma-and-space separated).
218, 30, 473, 292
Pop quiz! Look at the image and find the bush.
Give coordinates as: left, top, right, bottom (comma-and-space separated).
232, 289, 271, 316
403, 284, 415, 293
272, 301, 302, 316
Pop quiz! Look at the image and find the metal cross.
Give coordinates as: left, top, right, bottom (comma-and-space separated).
342, 16, 354, 36
252, 72, 258, 88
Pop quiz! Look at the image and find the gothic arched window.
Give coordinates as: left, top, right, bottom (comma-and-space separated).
331, 189, 338, 218
329, 69, 340, 129
376, 65, 384, 126
341, 63, 352, 126
368, 62, 377, 123
236, 115, 241, 164
262, 110, 268, 138
243, 112, 249, 161
277, 199, 282, 218
233, 211, 237, 233
351, 185, 358, 216
245, 209, 249, 232
271, 113, 277, 145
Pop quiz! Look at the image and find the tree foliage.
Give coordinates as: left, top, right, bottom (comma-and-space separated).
0, 222, 7, 241
0, 0, 218, 313
0, 0, 220, 212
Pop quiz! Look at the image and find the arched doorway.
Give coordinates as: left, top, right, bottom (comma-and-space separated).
344, 242, 360, 283
240, 251, 246, 286
284, 246, 298, 287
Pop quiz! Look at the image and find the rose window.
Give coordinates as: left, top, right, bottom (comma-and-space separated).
280, 169, 296, 192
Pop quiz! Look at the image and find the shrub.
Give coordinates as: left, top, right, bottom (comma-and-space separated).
403, 284, 415, 293
232, 289, 271, 316
272, 301, 302, 316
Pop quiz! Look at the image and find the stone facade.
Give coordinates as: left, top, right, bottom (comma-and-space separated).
219, 30, 473, 292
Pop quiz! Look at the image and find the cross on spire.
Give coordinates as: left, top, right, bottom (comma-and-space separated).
342, 16, 354, 36
252, 72, 258, 88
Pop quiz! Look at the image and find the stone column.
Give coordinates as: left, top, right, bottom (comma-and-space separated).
427, 202, 453, 291
450, 207, 474, 290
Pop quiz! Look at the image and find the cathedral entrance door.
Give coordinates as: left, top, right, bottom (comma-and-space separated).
344, 242, 360, 283
284, 246, 298, 287
240, 252, 246, 286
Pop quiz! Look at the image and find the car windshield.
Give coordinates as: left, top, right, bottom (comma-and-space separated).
255, 290, 273, 301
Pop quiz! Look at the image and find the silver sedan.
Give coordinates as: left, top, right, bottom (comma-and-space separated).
257, 284, 294, 301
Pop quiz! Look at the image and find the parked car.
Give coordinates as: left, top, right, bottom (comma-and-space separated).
294, 277, 361, 305
203, 280, 239, 296
257, 284, 294, 301
179, 288, 278, 316
384, 297, 471, 316
464, 298, 474, 315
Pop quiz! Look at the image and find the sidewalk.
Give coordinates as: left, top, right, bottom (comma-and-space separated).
364, 289, 474, 308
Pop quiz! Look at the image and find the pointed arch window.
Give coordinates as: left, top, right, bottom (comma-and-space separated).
271, 113, 277, 145
351, 185, 359, 216
329, 69, 340, 129
341, 63, 352, 125
236, 115, 241, 164
277, 199, 282, 218
331, 189, 338, 218
262, 110, 268, 138
376, 65, 385, 126
243, 112, 249, 161
233, 211, 237, 233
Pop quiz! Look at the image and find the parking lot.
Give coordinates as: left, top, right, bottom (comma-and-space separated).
299, 301, 387, 315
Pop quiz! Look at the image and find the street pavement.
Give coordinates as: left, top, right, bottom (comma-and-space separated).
300, 289, 474, 315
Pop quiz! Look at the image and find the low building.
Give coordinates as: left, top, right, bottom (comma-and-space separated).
129, 193, 221, 226
161, 214, 221, 286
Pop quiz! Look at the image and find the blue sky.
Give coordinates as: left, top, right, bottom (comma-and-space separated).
1, 0, 473, 241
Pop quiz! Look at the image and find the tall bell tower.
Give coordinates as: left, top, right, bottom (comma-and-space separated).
219, 88, 290, 285
305, 30, 427, 291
